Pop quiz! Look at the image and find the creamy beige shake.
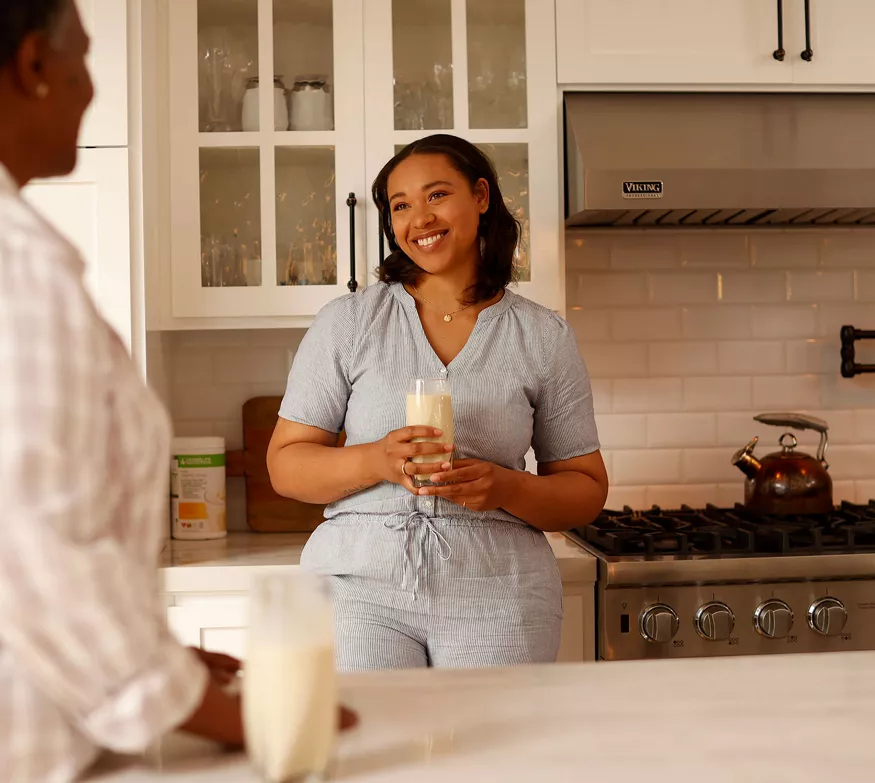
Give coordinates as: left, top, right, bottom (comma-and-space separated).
406, 379, 454, 488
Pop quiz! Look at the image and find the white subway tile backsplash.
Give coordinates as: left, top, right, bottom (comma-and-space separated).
820, 373, 875, 410
833, 481, 857, 504
590, 379, 613, 414
785, 340, 828, 374
855, 411, 875, 444
856, 481, 875, 503
613, 378, 683, 413
648, 341, 718, 376
612, 449, 682, 485
565, 233, 612, 270
824, 446, 875, 480
788, 270, 855, 303
213, 346, 289, 385
611, 308, 682, 342
567, 308, 612, 342
681, 448, 739, 483
817, 302, 875, 338
752, 374, 821, 410
716, 483, 745, 506
604, 486, 647, 511
717, 340, 785, 375
171, 348, 213, 385
720, 271, 787, 304
611, 234, 681, 270
856, 271, 875, 302
751, 231, 821, 268
596, 414, 648, 449
649, 272, 719, 305
645, 484, 719, 508
821, 231, 875, 268
751, 305, 818, 338
681, 233, 749, 268
682, 306, 752, 340
574, 272, 648, 307
683, 376, 752, 411
717, 412, 760, 447
647, 413, 717, 448
581, 343, 648, 379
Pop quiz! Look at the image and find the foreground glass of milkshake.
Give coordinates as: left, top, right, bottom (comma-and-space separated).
244, 573, 337, 783
406, 378, 455, 488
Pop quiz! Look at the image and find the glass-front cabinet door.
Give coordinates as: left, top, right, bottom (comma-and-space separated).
169, 0, 366, 318
363, 0, 561, 311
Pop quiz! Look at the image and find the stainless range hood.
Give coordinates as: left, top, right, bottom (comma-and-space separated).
564, 93, 875, 228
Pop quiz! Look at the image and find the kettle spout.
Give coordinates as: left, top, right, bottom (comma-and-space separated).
732, 437, 762, 480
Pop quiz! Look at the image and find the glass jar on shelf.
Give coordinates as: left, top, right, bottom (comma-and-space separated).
241, 75, 290, 132
289, 76, 334, 131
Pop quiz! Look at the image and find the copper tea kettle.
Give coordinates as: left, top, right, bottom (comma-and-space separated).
731, 413, 832, 516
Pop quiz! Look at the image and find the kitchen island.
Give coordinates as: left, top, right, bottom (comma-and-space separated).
87, 650, 875, 781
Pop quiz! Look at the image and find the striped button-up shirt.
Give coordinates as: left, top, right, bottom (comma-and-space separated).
0, 164, 207, 782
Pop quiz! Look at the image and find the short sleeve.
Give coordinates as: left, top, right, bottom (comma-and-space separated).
278, 294, 356, 433
532, 315, 601, 463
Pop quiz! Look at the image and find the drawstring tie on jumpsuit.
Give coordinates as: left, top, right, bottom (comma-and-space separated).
384, 512, 452, 599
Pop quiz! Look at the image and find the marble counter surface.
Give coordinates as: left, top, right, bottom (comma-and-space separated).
86, 651, 875, 782
161, 531, 596, 592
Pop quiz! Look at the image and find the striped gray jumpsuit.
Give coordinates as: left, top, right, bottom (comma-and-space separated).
279, 282, 599, 671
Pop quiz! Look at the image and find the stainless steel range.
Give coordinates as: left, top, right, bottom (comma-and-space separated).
568, 502, 875, 661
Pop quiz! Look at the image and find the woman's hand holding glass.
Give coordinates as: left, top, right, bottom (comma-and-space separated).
372, 426, 454, 493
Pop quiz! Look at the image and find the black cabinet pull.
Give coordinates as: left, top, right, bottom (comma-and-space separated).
801, 0, 814, 61
840, 325, 875, 377
378, 218, 385, 262
346, 192, 358, 292
773, 0, 785, 61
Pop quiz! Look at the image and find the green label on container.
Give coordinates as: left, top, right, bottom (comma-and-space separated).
176, 454, 225, 468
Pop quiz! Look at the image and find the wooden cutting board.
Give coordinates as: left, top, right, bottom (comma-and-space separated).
226, 396, 341, 533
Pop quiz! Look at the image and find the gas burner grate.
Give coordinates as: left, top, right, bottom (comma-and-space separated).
576, 500, 875, 557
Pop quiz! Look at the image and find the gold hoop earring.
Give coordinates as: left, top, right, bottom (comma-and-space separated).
36, 84, 49, 99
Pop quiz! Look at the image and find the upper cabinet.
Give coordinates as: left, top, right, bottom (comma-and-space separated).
76, 0, 129, 147
362, 0, 562, 311
167, 0, 366, 319
556, 0, 875, 88
158, 0, 561, 325
24, 149, 133, 349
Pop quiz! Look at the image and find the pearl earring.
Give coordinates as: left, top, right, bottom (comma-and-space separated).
36, 83, 49, 99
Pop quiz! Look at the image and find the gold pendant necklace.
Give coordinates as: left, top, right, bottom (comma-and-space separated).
412, 284, 473, 323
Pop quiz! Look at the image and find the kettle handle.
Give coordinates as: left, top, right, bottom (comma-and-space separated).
753, 412, 829, 467
753, 412, 828, 434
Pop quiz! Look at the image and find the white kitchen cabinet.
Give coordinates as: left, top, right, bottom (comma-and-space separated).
557, 0, 875, 88
793, 1, 875, 85
159, 0, 562, 324
556, 0, 790, 86
23, 148, 133, 349
166, 595, 250, 660
76, 0, 129, 147
362, 0, 563, 311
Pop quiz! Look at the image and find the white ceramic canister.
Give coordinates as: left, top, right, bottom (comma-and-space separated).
171, 436, 227, 540
289, 77, 333, 131
241, 76, 290, 132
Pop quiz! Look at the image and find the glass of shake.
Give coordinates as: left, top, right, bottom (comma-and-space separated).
406, 378, 455, 488
243, 573, 337, 783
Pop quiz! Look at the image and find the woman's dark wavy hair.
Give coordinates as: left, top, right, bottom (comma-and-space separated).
371, 134, 520, 305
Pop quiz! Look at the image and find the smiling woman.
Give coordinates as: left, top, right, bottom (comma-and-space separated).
267, 133, 609, 674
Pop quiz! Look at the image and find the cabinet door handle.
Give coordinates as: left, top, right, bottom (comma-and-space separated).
346, 192, 358, 292
772, 0, 785, 60
800, 0, 814, 61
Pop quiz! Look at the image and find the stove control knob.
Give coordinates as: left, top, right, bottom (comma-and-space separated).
754, 599, 794, 639
639, 603, 680, 644
808, 597, 848, 636
695, 601, 735, 641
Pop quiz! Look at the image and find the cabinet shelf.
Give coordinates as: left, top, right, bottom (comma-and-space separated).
198, 131, 337, 148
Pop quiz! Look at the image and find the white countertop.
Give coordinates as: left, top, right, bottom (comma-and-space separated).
86, 650, 875, 782
161, 531, 596, 592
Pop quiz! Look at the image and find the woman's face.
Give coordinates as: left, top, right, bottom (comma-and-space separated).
387, 153, 489, 279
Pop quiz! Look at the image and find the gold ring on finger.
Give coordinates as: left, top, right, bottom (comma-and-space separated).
401, 460, 412, 478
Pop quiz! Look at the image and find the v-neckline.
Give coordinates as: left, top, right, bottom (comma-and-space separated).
391, 282, 513, 371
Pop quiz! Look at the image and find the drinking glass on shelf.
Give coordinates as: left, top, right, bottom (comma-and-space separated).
244, 572, 337, 783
